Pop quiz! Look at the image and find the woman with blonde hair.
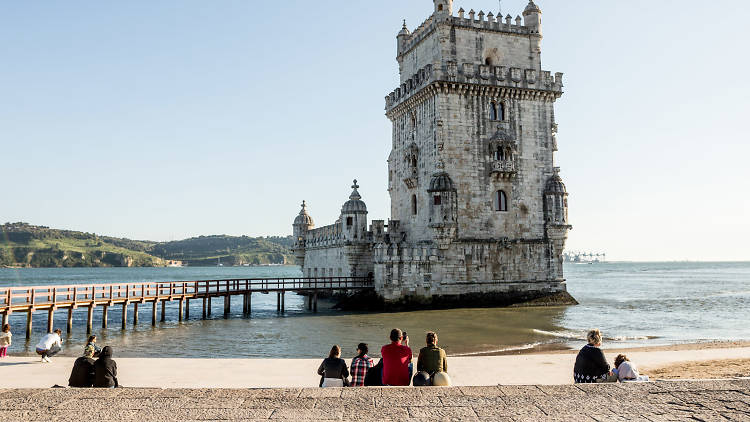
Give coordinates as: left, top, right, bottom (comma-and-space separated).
573, 329, 611, 383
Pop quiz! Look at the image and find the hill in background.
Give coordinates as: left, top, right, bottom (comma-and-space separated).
0, 222, 294, 268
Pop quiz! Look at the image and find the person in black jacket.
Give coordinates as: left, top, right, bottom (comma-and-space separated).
93, 346, 118, 388
573, 329, 611, 383
317, 345, 349, 387
68, 347, 96, 388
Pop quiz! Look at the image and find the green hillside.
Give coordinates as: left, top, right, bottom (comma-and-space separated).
0, 222, 295, 268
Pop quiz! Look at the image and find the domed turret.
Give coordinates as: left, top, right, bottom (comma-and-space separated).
294, 200, 315, 227
544, 168, 569, 226
341, 180, 369, 242
523, 1, 542, 34
342, 180, 368, 214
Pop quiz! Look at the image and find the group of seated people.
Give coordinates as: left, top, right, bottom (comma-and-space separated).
317, 328, 450, 387
68, 335, 119, 388
574, 329, 649, 383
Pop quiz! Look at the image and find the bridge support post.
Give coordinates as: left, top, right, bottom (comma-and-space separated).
161, 300, 166, 322
178, 298, 184, 322
313, 292, 318, 313
47, 308, 55, 333
307, 295, 312, 311
202, 297, 207, 319
207, 297, 212, 317
133, 302, 139, 326
224, 295, 230, 318
26, 310, 33, 340
242, 294, 247, 315
121, 302, 128, 330
67, 307, 74, 334
185, 299, 190, 320
281, 291, 285, 313
87, 304, 95, 334
151, 301, 157, 326
102, 305, 108, 329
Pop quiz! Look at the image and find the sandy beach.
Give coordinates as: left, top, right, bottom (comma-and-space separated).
1, 342, 748, 389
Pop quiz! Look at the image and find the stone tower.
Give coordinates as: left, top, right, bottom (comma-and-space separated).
376, 0, 572, 305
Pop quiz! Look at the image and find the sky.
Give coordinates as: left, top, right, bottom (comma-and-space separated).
1, 1, 748, 262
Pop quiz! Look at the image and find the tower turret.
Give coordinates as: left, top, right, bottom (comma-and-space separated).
397, 20, 410, 56
523, 0, 542, 34
433, 0, 453, 18
292, 200, 315, 267
340, 180, 368, 242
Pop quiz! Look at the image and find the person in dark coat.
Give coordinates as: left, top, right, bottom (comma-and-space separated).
68, 347, 96, 388
317, 345, 349, 387
573, 329, 611, 383
93, 346, 118, 388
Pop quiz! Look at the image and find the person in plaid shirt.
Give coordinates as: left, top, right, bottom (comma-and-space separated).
349, 343, 374, 387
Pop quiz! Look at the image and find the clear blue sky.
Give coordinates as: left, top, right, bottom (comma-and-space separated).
1, 1, 748, 261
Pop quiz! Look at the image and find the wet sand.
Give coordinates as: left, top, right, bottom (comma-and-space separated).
1, 342, 748, 388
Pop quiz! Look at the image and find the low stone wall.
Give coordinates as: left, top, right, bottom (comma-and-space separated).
1, 380, 748, 421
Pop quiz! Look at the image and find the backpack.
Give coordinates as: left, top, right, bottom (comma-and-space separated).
364, 359, 383, 386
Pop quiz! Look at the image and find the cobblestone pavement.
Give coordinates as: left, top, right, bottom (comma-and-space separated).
1, 380, 748, 421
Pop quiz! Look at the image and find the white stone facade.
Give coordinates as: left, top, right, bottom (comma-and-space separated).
293, 1, 572, 306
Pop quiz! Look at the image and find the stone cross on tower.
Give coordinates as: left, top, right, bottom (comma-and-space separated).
350, 180, 361, 200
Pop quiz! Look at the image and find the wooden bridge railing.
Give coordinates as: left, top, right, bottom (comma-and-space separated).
0, 276, 374, 311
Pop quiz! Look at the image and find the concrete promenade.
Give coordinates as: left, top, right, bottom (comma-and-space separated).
1, 380, 749, 421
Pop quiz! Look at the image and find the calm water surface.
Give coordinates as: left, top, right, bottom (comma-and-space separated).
1, 262, 748, 358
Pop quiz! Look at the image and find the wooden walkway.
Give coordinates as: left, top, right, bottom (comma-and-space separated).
0, 277, 373, 338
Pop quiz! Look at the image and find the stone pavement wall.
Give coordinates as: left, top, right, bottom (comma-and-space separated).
1, 380, 748, 421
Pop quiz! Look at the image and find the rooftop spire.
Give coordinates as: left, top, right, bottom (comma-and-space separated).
350, 179, 361, 201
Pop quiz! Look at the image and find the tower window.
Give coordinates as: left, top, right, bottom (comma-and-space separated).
490, 102, 498, 120
438, 4, 443, 11
498, 102, 506, 121
494, 146, 506, 161
494, 190, 508, 212
346, 217, 353, 227
411, 194, 418, 215
485, 57, 493, 66
433, 195, 442, 205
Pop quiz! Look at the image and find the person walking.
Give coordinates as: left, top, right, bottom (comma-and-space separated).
349, 343, 374, 387
94, 346, 118, 388
381, 328, 412, 386
35, 329, 63, 363
417, 331, 448, 376
0, 324, 11, 358
68, 346, 96, 388
573, 329, 611, 383
317, 345, 349, 387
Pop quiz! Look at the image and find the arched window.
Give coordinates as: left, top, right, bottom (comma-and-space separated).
498, 102, 505, 121
438, 4, 443, 11
485, 57, 493, 66
494, 190, 508, 212
433, 195, 442, 206
346, 217, 353, 227
489, 102, 498, 120
494, 146, 505, 161
411, 194, 418, 215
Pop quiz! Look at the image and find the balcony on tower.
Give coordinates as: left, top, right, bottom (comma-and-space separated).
488, 130, 518, 179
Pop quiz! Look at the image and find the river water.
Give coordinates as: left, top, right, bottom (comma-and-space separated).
1, 262, 748, 359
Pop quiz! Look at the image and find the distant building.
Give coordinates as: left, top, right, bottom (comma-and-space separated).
293, 0, 573, 307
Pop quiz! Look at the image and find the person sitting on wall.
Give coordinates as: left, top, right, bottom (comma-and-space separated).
349, 343, 374, 387
68, 346, 96, 388
613, 354, 649, 382
35, 329, 63, 363
84, 335, 102, 358
317, 345, 350, 387
416, 331, 448, 384
381, 328, 412, 386
94, 346, 119, 388
573, 329, 611, 383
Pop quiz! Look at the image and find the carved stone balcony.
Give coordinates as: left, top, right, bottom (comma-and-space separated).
490, 160, 517, 179
403, 167, 418, 189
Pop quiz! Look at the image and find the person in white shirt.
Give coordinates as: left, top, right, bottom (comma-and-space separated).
35, 329, 63, 363
0, 324, 11, 358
